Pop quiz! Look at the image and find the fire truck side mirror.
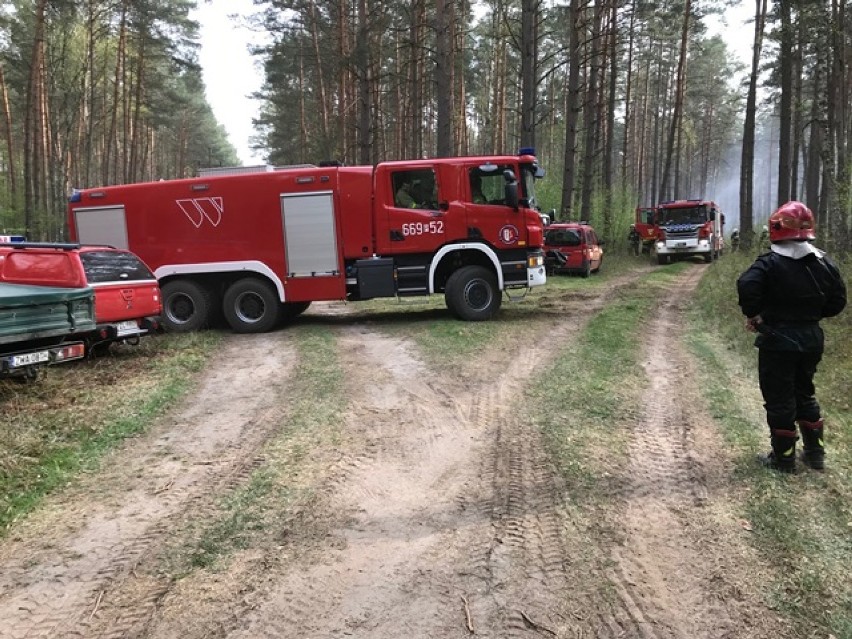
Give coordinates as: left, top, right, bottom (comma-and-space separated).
505, 183, 519, 210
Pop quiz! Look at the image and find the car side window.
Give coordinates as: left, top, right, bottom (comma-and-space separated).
80, 251, 155, 283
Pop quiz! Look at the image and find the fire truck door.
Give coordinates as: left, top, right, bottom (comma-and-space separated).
280, 192, 340, 277
72, 206, 129, 249
634, 207, 657, 244
380, 165, 466, 254
465, 164, 526, 247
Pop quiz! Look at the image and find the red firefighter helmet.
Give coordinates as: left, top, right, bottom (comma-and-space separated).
768, 201, 816, 242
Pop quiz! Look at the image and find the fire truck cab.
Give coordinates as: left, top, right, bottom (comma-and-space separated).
651, 199, 724, 265
68, 152, 547, 333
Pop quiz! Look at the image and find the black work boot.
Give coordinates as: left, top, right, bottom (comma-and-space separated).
798, 419, 825, 471
758, 430, 798, 473
757, 451, 797, 473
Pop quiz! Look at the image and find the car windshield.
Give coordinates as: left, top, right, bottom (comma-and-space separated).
545, 229, 581, 247
80, 250, 155, 283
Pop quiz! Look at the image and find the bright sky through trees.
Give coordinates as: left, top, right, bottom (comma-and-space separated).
193, 0, 756, 167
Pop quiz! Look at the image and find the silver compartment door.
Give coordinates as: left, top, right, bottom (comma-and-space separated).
73, 206, 129, 249
281, 192, 339, 277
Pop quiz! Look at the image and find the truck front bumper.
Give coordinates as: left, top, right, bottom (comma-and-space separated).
655, 238, 711, 256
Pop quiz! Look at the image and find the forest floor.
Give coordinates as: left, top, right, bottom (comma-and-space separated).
0, 262, 791, 639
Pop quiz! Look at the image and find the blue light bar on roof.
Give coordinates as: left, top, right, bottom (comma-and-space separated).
0, 235, 26, 243
518, 147, 536, 156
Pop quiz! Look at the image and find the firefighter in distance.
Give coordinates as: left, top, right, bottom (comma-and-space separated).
736, 201, 846, 473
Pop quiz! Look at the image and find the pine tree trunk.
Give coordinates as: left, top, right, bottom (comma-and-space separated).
435, 0, 454, 157
0, 63, 17, 200
559, 0, 581, 220
777, 0, 793, 206
659, 0, 690, 202
519, 0, 537, 150
739, 0, 768, 250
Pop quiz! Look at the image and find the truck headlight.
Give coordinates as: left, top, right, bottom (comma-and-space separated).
528, 255, 544, 268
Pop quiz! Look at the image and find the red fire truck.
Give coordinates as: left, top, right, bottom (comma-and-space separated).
651, 199, 724, 265
633, 206, 657, 254
67, 152, 547, 333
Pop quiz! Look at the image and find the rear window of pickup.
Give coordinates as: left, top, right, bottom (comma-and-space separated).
80, 251, 156, 283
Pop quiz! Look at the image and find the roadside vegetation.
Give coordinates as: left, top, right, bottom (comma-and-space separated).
0, 332, 220, 532
1, 252, 850, 635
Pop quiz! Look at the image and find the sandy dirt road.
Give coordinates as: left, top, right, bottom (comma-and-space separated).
0, 265, 783, 638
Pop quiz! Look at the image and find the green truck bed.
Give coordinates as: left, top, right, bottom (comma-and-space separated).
0, 282, 96, 377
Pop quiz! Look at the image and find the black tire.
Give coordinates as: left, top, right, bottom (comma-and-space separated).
444, 265, 502, 321
593, 255, 603, 273
280, 301, 312, 323
581, 261, 591, 278
161, 280, 212, 332
89, 341, 112, 358
223, 278, 280, 333
704, 250, 714, 263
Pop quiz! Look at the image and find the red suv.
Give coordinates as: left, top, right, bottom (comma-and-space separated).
0, 242, 162, 352
543, 223, 604, 277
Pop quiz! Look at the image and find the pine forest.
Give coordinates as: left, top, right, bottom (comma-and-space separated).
0, 0, 850, 252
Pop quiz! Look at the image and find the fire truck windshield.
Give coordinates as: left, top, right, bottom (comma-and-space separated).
660, 205, 707, 225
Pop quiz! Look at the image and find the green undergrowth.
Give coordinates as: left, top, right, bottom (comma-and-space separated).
0, 332, 218, 534
688, 255, 852, 637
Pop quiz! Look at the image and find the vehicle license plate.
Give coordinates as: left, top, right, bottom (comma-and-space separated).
10, 350, 50, 367
116, 320, 141, 336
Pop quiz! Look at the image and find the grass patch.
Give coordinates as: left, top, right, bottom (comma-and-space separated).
529, 264, 672, 499
688, 256, 852, 637
0, 332, 219, 533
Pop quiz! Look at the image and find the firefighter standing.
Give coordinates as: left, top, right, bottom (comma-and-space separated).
628, 224, 641, 256
737, 201, 846, 473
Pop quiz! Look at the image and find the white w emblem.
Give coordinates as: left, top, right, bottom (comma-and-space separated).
176, 197, 223, 228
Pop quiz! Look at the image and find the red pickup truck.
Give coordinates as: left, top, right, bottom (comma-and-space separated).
0, 242, 162, 353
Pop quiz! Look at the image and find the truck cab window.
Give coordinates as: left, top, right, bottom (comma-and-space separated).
468, 167, 510, 206
393, 169, 438, 209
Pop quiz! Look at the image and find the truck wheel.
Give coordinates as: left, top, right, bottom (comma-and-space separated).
704, 251, 714, 263
223, 278, 280, 333
161, 280, 212, 332
581, 261, 591, 278
445, 265, 501, 321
